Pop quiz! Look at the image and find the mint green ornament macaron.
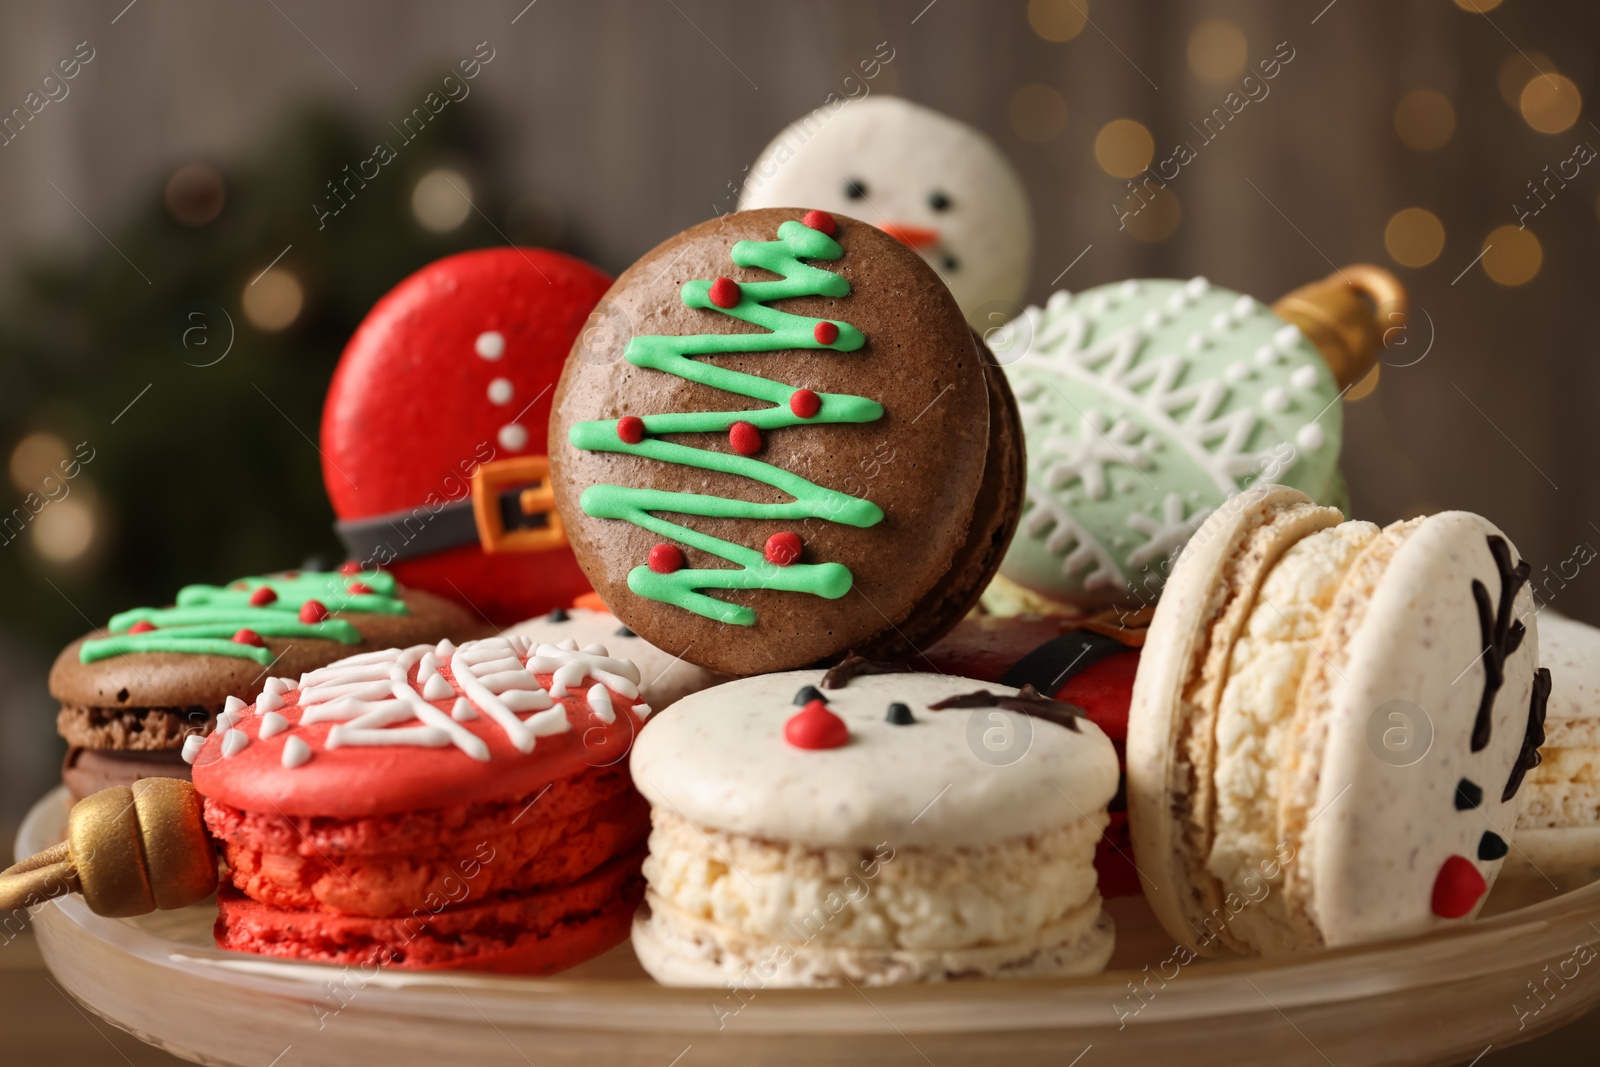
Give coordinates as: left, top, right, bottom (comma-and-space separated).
995, 267, 1403, 610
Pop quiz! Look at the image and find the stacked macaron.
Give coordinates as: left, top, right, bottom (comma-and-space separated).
629, 660, 1120, 986
50, 567, 478, 800
191, 633, 654, 972
1129, 487, 1547, 955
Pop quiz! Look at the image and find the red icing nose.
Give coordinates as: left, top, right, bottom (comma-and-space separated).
880, 222, 939, 249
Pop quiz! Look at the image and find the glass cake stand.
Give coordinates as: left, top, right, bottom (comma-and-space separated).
18, 787, 1599, 1066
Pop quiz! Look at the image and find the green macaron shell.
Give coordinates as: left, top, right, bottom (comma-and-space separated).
999, 277, 1344, 607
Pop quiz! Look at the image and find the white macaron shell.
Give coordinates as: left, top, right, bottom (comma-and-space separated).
1307, 512, 1538, 946
631, 670, 1118, 850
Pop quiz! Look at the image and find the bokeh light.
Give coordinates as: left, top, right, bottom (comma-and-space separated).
1499, 51, 1554, 107
1394, 90, 1456, 151
1028, 0, 1087, 43
32, 493, 96, 564
1384, 208, 1446, 268
1008, 84, 1069, 144
1095, 119, 1155, 178
1453, 0, 1503, 12
1187, 18, 1247, 85
411, 167, 474, 232
1344, 363, 1381, 402
163, 163, 226, 227
1520, 73, 1582, 134
1481, 225, 1542, 286
9, 432, 69, 492
241, 268, 305, 331
1123, 187, 1181, 243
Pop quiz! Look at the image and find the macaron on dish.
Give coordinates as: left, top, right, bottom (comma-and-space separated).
549, 207, 1023, 675
629, 660, 1120, 986
739, 96, 1033, 329
924, 614, 1145, 897
1511, 612, 1598, 880
49, 567, 478, 801
322, 248, 613, 626
1128, 486, 1549, 957
994, 267, 1404, 612
499, 604, 721, 710
191, 633, 654, 973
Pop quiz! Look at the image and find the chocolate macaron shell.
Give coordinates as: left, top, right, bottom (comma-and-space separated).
551, 209, 990, 675
50, 587, 484, 746
861, 338, 1024, 661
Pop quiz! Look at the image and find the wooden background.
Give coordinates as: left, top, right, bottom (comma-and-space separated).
1, 1, 1597, 1062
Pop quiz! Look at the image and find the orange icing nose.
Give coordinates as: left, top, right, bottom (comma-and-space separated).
880, 222, 939, 249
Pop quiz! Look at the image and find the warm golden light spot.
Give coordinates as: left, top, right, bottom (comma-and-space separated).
241, 268, 305, 332
33, 494, 95, 564
1187, 18, 1247, 85
1480, 225, 1542, 286
411, 168, 474, 232
1520, 73, 1582, 134
1124, 187, 1180, 243
1094, 119, 1155, 178
1009, 84, 1069, 144
1384, 208, 1446, 268
1394, 90, 1455, 151
1028, 0, 1088, 43
1499, 51, 1554, 107
1453, 0, 1503, 12
9, 432, 69, 493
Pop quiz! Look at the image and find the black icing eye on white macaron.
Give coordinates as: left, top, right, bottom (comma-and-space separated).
1128, 486, 1547, 957
628, 663, 1120, 986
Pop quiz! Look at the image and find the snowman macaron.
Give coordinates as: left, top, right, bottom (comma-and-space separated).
740, 97, 1032, 330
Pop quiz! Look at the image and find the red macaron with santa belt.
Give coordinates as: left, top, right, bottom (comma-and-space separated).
321, 248, 612, 625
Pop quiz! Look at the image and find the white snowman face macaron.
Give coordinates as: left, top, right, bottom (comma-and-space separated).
740, 97, 1032, 329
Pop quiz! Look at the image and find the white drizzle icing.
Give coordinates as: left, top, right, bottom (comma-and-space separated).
258, 711, 290, 739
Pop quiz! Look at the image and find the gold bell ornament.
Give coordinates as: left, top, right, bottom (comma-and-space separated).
0, 778, 216, 917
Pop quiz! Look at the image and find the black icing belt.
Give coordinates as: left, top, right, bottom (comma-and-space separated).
1000, 630, 1131, 696
335, 492, 549, 564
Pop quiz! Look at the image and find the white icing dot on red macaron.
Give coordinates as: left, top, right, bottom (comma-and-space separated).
498, 423, 528, 450
487, 377, 514, 405
475, 330, 506, 360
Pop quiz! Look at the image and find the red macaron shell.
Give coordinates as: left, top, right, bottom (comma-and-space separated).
213, 849, 644, 974
320, 248, 612, 624
191, 673, 647, 819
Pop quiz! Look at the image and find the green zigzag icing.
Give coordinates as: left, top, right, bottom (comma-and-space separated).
570, 219, 885, 626
80, 569, 406, 665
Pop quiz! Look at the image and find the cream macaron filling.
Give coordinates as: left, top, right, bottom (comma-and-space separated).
638, 808, 1109, 985
1519, 723, 1600, 829
1204, 520, 1379, 954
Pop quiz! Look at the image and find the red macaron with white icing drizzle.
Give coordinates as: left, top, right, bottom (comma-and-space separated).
192, 633, 653, 973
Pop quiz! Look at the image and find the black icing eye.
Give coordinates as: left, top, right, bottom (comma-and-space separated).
548, 608, 570, 622
794, 685, 827, 706
928, 190, 951, 212
886, 702, 916, 725
942, 255, 959, 272
844, 178, 868, 200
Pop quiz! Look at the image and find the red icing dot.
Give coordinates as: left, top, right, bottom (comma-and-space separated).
248, 587, 278, 607
765, 532, 803, 566
299, 599, 329, 624
802, 209, 837, 236
708, 277, 741, 309
785, 699, 849, 750
284, 571, 300, 579
348, 582, 374, 595
790, 389, 821, 418
232, 628, 265, 648
813, 321, 840, 345
617, 415, 646, 444
339, 561, 362, 577
1431, 854, 1487, 919
128, 620, 157, 634
648, 544, 685, 574
729, 421, 762, 456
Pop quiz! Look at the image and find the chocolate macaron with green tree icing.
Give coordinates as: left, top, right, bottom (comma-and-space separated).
549, 208, 1022, 675
49, 567, 479, 799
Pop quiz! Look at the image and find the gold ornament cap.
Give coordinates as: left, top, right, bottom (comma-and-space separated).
0, 779, 216, 917
1272, 264, 1408, 391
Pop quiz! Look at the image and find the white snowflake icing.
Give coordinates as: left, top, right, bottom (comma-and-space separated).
1019, 484, 1126, 590
261, 635, 645, 767
1126, 492, 1212, 570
